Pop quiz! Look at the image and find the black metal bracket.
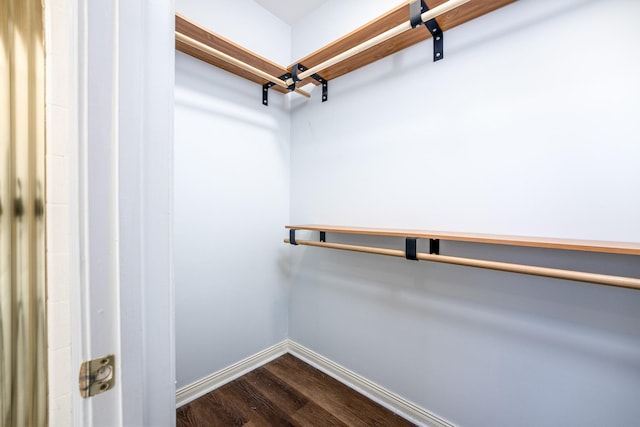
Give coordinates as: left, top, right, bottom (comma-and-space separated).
289, 229, 298, 245
405, 238, 418, 261
262, 72, 295, 106
291, 63, 303, 83
406, 237, 439, 259
429, 238, 440, 255
409, 0, 424, 28
292, 63, 329, 102
410, 0, 444, 62
320, 231, 326, 242
262, 83, 274, 106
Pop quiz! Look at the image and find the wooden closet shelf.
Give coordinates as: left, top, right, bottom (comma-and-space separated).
290, 0, 516, 82
175, 0, 516, 97
175, 14, 291, 94
285, 224, 640, 256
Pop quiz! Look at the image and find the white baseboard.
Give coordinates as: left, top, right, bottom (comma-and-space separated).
175, 340, 289, 408
176, 339, 454, 427
287, 340, 454, 427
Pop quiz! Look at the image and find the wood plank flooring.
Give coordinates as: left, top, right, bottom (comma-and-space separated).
176, 353, 416, 427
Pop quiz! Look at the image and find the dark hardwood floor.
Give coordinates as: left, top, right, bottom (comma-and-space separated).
176, 353, 416, 427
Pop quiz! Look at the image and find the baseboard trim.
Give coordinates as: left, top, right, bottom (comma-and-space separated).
176, 339, 454, 427
175, 340, 289, 408
287, 340, 454, 427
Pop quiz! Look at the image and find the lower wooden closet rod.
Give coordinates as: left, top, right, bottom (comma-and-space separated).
284, 238, 640, 290
175, 32, 311, 98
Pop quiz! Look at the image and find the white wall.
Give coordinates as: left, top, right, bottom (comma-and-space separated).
177, 0, 292, 65
290, 0, 398, 60
174, 0, 292, 388
289, 0, 640, 426
291, 0, 640, 241
114, 1, 176, 424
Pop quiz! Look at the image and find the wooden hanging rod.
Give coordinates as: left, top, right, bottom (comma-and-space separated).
284, 225, 640, 290
284, 238, 640, 290
175, 31, 311, 98
285, 0, 470, 86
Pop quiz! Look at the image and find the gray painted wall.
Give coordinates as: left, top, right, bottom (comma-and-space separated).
289, 0, 640, 426
174, 0, 292, 387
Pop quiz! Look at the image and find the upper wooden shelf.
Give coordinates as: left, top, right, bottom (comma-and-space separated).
175, 0, 516, 95
286, 224, 640, 256
290, 0, 516, 84
175, 14, 290, 94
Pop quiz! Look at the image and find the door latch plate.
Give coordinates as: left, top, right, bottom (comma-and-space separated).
79, 355, 116, 398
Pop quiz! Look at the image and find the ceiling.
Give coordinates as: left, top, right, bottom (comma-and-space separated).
254, 0, 330, 25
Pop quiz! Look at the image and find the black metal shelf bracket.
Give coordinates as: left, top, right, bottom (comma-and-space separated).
410, 0, 444, 62
405, 237, 439, 259
289, 229, 298, 245
405, 238, 418, 261
262, 83, 275, 106
262, 72, 295, 106
429, 238, 440, 255
320, 231, 326, 242
292, 63, 329, 102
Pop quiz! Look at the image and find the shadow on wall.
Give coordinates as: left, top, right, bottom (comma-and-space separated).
287, 230, 640, 425
289, 232, 640, 365
443, 0, 602, 57
175, 51, 287, 130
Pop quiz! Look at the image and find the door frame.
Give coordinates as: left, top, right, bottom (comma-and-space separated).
73, 0, 175, 424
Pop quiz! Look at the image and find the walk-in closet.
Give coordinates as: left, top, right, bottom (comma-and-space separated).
173, 1, 640, 426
